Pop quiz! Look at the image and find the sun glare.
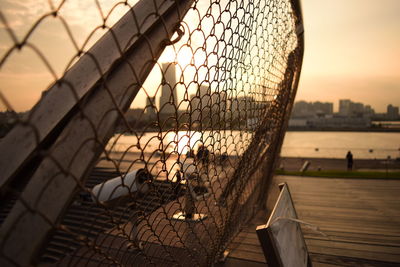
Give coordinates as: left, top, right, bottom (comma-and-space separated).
160, 45, 206, 69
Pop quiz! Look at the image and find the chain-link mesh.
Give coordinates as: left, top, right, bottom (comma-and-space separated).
0, 0, 303, 266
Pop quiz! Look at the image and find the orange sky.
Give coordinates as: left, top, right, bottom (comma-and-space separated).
297, 0, 400, 112
0, 0, 399, 112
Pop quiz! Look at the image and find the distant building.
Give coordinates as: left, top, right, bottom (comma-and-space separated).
364, 105, 375, 117
313, 101, 333, 116
145, 96, 157, 120
211, 90, 228, 117
288, 118, 307, 127
159, 63, 177, 115
292, 100, 313, 117
308, 116, 371, 128
338, 99, 352, 116
289, 116, 371, 129
189, 88, 260, 128
292, 100, 333, 117
124, 109, 143, 121
338, 99, 371, 117
231, 96, 255, 117
387, 104, 399, 120
289, 99, 381, 129
190, 85, 210, 121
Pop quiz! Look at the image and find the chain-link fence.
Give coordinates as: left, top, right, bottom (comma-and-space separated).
0, 0, 303, 266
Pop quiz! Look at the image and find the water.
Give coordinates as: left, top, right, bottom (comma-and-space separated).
281, 131, 400, 159
107, 131, 400, 160
107, 130, 252, 156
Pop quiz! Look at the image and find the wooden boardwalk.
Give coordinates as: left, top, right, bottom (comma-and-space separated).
37, 162, 400, 266
224, 175, 400, 267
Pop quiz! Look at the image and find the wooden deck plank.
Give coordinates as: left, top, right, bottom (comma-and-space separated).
303, 229, 400, 244
310, 253, 400, 267
227, 247, 266, 263
307, 244, 400, 263
274, 175, 400, 265
306, 238, 400, 258
224, 175, 400, 266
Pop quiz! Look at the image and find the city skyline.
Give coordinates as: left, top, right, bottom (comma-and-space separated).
289, 99, 399, 130
293, 98, 398, 115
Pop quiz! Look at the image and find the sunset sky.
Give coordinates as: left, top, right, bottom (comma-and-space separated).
0, 0, 399, 112
298, 0, 400, 112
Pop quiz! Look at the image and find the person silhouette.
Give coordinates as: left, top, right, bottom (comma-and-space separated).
346, 151, 353, 171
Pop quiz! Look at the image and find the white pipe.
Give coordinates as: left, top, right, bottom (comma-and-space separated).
91, 169, 151, 203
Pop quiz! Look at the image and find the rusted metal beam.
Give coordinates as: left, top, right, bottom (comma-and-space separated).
0, 0, 194, 266
0, 0, 186, 193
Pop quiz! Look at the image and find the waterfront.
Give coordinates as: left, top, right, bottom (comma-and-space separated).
282, 131, 400, 159
106, 131, 400, 160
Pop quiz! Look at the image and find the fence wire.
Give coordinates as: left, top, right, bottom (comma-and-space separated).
0, 0, 303, 266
